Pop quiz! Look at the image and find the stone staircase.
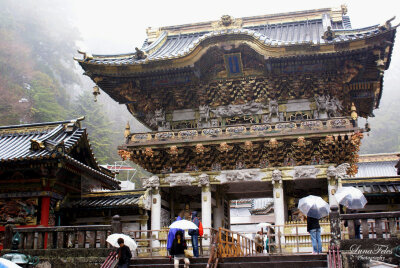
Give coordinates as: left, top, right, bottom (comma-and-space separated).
130, 254, 328, 267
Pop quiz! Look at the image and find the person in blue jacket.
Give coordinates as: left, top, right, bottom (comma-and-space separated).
167, 212, 185, 255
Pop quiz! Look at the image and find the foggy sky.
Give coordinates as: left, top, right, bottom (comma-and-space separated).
71, 0, 400, 54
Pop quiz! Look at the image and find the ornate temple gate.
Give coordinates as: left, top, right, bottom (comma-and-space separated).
75, 4, 397, 257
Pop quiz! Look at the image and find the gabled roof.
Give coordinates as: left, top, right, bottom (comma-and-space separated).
64, 190, 148, 210
355, 153, 399, 178
0, 118, 120, 189
76, 6, 395, 67
344, 181, 400, 195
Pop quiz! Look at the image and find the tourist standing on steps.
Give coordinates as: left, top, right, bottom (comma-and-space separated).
167, 211, 185, 255
117, 238, 132, 268
307, 216, 322, 254
170, 231, 190, 268
188, 211, 200, 257
254, 231, 264, 253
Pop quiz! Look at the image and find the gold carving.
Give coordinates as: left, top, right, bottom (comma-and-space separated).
118, 150, 131, 161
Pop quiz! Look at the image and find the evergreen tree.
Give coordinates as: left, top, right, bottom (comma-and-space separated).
70, 90, 115, 164
30, 72, 67, 122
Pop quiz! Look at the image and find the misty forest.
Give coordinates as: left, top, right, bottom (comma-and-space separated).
0, 0, 399, 182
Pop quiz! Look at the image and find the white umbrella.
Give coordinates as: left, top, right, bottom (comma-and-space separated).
298, 195, 330, 219
0, 258, 22, 268
106, 234, 137, 251
256, 223, 272, 229
335, 186, 367, 209
169, 219, 198, 230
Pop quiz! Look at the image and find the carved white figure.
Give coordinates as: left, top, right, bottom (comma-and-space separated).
292, 166, 321, 179
198, 173, 210, 186
142, 175, 160, 189
326, 97, 343, 117
139, 189, 152, 210
264, 100, 279, 122
217, 169, 262, 183
271, 169, 282, 183
315, 95, 327, 112
167, 173, 196, 186
211, 102, 264, 118
269, 100, 279, 116
199, 105, 210, 122
327, 163, 350, 179
154, 109, 166, 126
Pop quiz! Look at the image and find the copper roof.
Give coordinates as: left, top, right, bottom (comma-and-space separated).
77, 7, 393, 66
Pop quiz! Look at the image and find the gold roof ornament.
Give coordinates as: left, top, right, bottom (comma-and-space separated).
220, 15, 233, 26
212, 15, 242, 30
77, 50, 93, 61
351, 103, 358, 121
322, 26, 336, 41
341, 4, 348, 15
92, 85, 100, 102
124, 122, 131, 138
134, 47, 147, 60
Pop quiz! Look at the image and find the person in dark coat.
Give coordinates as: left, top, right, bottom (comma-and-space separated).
188, 211, 200, 257
167, 212, 185, 255
117, 238, 132, 268
307, 216, 322, 253
170, 230, 190, 268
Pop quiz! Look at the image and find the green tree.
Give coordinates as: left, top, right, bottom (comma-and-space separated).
70, 90, 115, 164
30, 72, 67, 122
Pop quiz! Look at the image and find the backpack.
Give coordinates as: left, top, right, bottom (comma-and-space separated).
198, 221, 204, 236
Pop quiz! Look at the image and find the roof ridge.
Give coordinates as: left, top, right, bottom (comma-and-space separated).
0, 119, 77, 130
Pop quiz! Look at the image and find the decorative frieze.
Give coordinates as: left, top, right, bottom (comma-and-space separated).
291, 166, 321, 180
165, 173, 196, 186
216, 169, 263, 183
142, 176, 160, 189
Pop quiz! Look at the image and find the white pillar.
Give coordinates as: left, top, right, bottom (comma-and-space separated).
151, 188, 161, 248
272, 170, 285, 226
327, 166, 339, 207
202, 185, 212, 246
213, 192, 224, 229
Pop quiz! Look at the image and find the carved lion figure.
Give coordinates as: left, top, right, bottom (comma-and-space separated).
272, 169, 282, 182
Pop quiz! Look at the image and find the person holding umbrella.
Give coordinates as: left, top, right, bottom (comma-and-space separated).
298, 195, 330, 254
335, 186, 367, 239
167, 211, 185, 255
170, 230, 190, 268
117, 238, 132, 268
307, 216, 322, 254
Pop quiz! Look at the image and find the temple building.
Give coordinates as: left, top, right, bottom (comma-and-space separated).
76, 6, 397, 253
0, 118, 121, 249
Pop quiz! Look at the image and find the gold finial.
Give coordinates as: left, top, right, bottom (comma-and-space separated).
341, 4, 348, 15
351, 102, 358, 120
93, 85, 100, 102
124, 121, 131, 138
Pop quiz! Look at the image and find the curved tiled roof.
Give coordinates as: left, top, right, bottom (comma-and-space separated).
355, 160, 398, 178
82, 18, 385, 66
0, 123, 82, 162
68, 194, 142, 209
0, 119, 119, 189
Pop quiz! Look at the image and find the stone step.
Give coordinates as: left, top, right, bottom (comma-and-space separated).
130, 254, 328, 268
130, 261, 327, 268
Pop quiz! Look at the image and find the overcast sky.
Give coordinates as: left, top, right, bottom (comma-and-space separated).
71, 0, 400, 54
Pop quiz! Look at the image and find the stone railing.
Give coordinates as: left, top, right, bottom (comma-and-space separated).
127, 117, 354, 146
3, 215, 122, 250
